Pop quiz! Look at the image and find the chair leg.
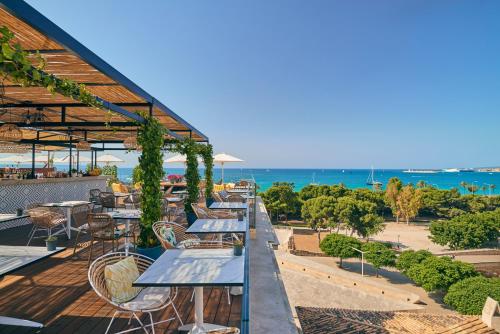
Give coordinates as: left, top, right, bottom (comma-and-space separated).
227, 287, 231, 305
132, 313, 149, 334
148, 312, 155, 334
105, 310, 119, 334
171, 300, 184, 326
72, 230, 81, 258
87, 237, 94, 267
27, 226, 38, 246
102, 240, 105, 255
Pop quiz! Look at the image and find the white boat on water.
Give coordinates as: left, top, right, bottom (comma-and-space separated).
403, 169, 438, 174
442, 168, 460, 173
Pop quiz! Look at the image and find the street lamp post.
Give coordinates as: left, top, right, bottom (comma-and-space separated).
351, 247, 368, 277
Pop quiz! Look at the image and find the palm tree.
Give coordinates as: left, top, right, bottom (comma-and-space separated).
416, 180, 426, 189
481, 184, 488, 195
460, 181, 468, 194
489, 184, 496, 195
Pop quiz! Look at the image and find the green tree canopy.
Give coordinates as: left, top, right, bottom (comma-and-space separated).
397, 185, 422, 224
361, 242, 396, 277
444, 276, 500, 315
335, 196, 384, 238
319, 233, 361, 268
429, 209, 500, 250
260, 182, 301, 220
301, 196, 338, 230
406, 256, 478, 292
396, 249, 433, 274
385, 177, 403, 222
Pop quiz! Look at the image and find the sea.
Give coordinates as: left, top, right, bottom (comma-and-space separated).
115, 168, 499, 194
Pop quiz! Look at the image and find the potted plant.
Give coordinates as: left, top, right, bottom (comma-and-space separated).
136, 115, 165, 259
45, 235, 57, 251
233, 240, 243, 256
16, 208, 23, 216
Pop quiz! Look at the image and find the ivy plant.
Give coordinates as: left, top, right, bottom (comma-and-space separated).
198, 143, 214, 201
0, 26, 103, 111
137, 115, 165, 248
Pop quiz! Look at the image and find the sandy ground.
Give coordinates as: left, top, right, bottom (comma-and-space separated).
306, 256, 455, 314
289, 222, 449, 254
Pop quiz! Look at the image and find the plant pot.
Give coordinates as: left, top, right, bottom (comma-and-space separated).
233, 245, 243, 256
206, 198, 215, 207
135, 245, 164, 260
16, 208, 23, 216
46, 239, 57, 251
186, 212, 197, 226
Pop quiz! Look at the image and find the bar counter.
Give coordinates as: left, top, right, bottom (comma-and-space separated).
0, 176, 108, 214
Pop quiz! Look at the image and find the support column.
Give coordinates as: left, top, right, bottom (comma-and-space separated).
31, 143, 35, 179
69, 135, 73, 177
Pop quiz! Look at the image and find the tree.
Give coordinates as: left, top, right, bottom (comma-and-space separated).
301, 196, 338, 244
460, 181, 468, 194
406, 256, 478, 292
385, 177, 402, 222
361, 242, 396, 277
416, 180, 427, 189
335, 196, 383, 238
466, 183, 479, 196
260, 182, 301, 221
397, 185, 422, 224
444, 276, 500, 315
319, 233, 361, 268
490, 184, 496, 195
396, 249, 433, 274
429, 209, 500, 250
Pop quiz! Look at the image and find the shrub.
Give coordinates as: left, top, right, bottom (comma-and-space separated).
260, 182, 301, 221
406, 256, 478, 292
320, 233, 361, 268
361, 242, 396, 277
444, 276, 500, 315
396, 249, 433, 274
429, 209, 500, 250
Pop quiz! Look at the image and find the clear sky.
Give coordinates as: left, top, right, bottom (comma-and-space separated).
25, 0, 500, 169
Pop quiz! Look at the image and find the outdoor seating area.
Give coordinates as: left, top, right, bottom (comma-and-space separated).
0, 180, 256, 333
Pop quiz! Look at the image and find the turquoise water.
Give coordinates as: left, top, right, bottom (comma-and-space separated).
116, 168, 500, 193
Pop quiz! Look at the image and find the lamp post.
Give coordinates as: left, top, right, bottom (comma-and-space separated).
351, 247, 368, 277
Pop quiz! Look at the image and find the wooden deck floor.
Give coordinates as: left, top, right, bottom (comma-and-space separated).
0, 224, 241, 333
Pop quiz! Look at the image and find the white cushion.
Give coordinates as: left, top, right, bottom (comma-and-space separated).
119, 286, 171, 310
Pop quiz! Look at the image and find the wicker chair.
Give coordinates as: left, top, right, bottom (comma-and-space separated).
123, 193, 141, 210
100, 192, 118, 211
191, 203, 237, 220
26, 207, 68, 245
86, 213, 125, 266
226, 194, 245, 203
88, 252, 183, 334
152, 221, 199, 250
71, 204, 92, 257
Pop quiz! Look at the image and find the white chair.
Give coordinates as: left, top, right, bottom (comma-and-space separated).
88, 252, 183, 334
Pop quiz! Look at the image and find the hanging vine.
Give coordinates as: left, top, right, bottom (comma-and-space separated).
198, 143, 214, 202
137, 114, 165, 248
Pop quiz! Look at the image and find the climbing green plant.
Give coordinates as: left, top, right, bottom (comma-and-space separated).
137, 115, 165, 248
0, 26, 103, 110
198, 143, 214, 202
167, 138, 200, 216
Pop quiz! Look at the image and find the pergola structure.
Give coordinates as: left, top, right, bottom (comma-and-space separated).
0, 0, 208, 175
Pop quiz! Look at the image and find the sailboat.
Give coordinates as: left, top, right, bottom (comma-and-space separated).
310, 172, 319, 185
366, 166, 382, 187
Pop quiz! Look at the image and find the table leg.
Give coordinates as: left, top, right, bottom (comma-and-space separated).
124, 220, 130, 256
66, 207, 72, 239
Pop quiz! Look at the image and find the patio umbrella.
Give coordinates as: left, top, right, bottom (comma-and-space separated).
165, 154, 187, 163
96, 154, 124, 165
213, 153, 243, 183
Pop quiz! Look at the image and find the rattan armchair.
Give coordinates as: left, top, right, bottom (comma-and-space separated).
88, 252, 183, 334
86, 213, 125, 266
89, 189, 103, 212
71, 204, 92, 257
100, 192, 118, 212
26, 207, 68, 245
152, 221, 199, 250
191, 203, 237, 220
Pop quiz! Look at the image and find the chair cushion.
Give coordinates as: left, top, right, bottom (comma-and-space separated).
159, 226, 177, 248
111, 183, 122, 193
119, 286, 171, 311
104, 256, 142, 303
120, 184, 129, 193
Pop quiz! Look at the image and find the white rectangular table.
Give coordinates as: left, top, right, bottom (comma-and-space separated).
209, 202, 248, 211
108, 209, 141, 255
226, 189, 250, 194
186, 218, 247, 235
40, 201, 91, 239
0, 245, 65, 328
134, 248, 244, 334
0, 214, 29, 224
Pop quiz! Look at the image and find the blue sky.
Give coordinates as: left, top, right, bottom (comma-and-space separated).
25, 0, 500, 168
